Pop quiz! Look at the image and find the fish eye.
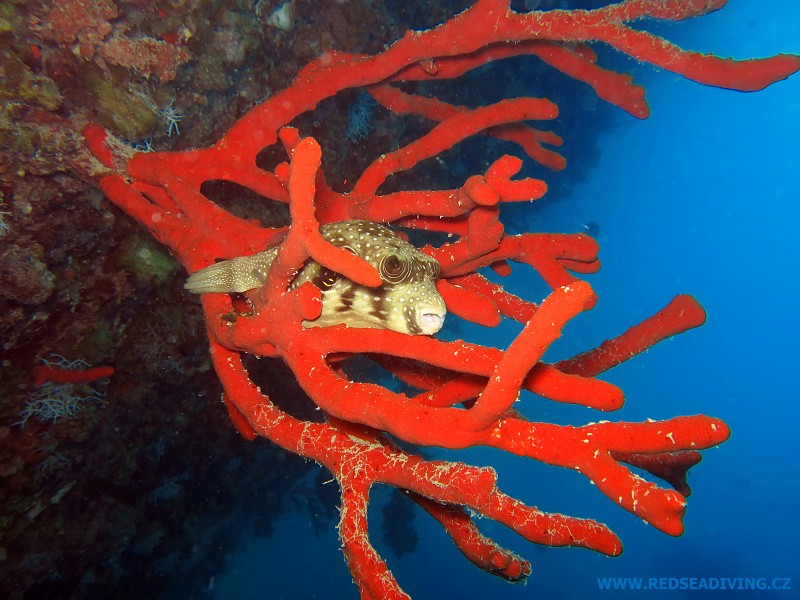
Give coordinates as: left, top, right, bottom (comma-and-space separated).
384, 254, 402, 274
380, 253, 409, 283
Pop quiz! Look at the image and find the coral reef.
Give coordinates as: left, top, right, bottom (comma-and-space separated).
1, 1, 427, 597
82, 1, 797, 598
1, 0, 796, 598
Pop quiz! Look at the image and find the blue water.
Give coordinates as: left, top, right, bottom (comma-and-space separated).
213, 2, 800, 598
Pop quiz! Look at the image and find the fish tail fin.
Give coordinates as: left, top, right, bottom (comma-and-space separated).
184, 255, 264, 294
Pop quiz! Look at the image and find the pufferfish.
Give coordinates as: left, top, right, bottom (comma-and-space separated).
184, 220, 447, 335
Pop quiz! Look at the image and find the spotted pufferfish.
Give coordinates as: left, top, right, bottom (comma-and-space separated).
184, 220, 447, 335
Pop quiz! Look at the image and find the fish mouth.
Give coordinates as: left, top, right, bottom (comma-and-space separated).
417, 309, 446, 335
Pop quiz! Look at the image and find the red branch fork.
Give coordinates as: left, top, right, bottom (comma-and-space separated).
83, 1, 798, 598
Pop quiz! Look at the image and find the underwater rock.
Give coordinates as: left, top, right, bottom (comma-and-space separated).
0, 243, 55, 305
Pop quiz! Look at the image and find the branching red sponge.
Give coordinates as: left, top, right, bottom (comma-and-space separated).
83, 1, 798, 598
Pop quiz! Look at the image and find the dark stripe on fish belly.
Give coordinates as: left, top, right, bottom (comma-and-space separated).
336, 284, 357, 312
369, 293, 388, 322
404, 305, 422, 335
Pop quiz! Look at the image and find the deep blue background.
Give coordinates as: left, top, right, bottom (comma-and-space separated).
213, 2, 800, 598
